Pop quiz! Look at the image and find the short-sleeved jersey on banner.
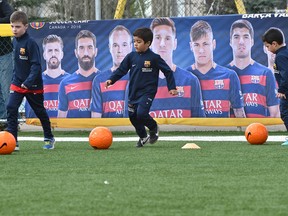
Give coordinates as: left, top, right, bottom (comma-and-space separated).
187, 64, 244, 117
90, 69, 129, 117
150, 66, 205, 118
58, 71, 98, 118
227, 61, 279, 117
25, 72, 71, 118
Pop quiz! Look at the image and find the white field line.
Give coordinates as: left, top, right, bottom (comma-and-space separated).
18, 135, 287, 142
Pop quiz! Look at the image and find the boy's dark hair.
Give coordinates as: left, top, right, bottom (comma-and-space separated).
10, 11, 28, 25
262, 27, 284, 45
75, 30, 96, 48
133, 27, 153, 44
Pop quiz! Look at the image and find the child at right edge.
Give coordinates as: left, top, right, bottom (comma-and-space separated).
105, 27, 178, 147
262, 27, 288, 146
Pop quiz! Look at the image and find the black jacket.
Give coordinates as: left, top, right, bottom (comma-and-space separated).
12, 32, 43, 90
275, 46, 288, 96
109, 48, 176, 103
0, 0, 14, 55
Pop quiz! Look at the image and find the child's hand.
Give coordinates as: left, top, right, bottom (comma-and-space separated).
277, 92, 286, 99
169, 89, 178, 96
21, 84, 28, 89
105, 80, 112, 89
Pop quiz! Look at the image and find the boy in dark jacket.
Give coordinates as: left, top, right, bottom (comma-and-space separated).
7, 11, 55, 151
105, 27, 178, 147
262, 27, 288, 146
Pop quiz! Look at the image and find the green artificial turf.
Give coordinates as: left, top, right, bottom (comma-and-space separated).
1, 133, 288, 216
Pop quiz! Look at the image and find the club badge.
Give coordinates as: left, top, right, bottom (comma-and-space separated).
214, 80, 224, 89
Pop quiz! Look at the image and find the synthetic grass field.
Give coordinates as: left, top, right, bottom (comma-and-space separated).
1, 130, 288, 216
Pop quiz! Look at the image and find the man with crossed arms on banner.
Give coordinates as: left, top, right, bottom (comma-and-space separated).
58, 30, 100, 118
26, 34, 70, 118
149, 17, 205, 118
186, 20, 246, 118
227, 19, 279, 117
90, 25, 132, 118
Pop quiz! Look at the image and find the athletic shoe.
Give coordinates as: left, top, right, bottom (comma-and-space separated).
0, 123, 8, 131
149, 126, 159, 144
14, 142, 19, 151
136, 136, 149, 148
43, 137, 56, 150
281, 137, 288, 146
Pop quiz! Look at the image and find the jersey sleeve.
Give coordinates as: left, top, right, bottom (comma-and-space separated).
90, 75, 103, 113
110, 54, 131, 84
276, 55, 288, 95
191, 77, 206, 117
229, 71, 244, 109
265, 69, 279, 106
23, 40, 42, 88
156, 56, 176, 91
58, 79, 68, 111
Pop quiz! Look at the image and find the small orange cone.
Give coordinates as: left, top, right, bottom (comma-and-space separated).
181, 143, 201, 149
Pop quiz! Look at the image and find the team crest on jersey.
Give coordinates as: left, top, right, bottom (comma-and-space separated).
176, 86, 184, 97
30, 22, 45, 30
144, 61, 151, 68
20, 48, 25, 55
273, 63, 280, 74
214, 80, 224, 89
251, 75, 260, 84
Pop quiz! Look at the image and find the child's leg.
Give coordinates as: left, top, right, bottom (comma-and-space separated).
280, 98, 288, 131
6, 91, 24, 141
128, 96, 157, 137
26, 93, 53, 139
137, 97, 157, 131
128, 103, 147, 138
136, 101, 157, 131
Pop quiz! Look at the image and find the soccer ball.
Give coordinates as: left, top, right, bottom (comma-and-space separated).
245, 123, 268, 145
0, 131, 16, 155
89, 127, 113, 149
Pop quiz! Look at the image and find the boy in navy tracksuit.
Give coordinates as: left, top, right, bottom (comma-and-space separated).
105, 27, 178, 147
262, 27, 288, 146
7, 11, 55, 151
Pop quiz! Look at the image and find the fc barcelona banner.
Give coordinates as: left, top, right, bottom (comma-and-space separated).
25, 14, 287, 127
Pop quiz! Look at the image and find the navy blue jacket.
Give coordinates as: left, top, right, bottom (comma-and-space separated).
0, 0, 14, 55
109, 48, 176, 103
275, 46, 288, 96
12, 32, 43, 90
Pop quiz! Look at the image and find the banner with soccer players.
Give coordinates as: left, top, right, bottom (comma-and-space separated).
25, 13, 288, 127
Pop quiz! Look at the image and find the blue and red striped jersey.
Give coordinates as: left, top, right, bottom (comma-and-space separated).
91, 69, 129, 118
25, 71, 71, 118
227, 61, 279, 117
187, 64, 244, 117
150, 66, 205, 118
58, 71, 99, 118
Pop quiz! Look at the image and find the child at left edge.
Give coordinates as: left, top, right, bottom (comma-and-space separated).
105, 27, 178, 148
7, 11, 55, 151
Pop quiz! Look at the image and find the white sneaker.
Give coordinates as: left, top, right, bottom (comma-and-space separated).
136, 136, 150, 147
14, 142, 19, 151
281, 137, 288, 146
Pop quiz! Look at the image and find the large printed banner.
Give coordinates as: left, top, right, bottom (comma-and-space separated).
25, 13, 287, 127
